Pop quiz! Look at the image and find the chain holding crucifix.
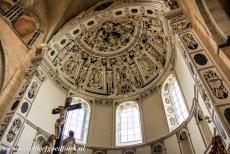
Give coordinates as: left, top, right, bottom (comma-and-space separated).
52, 97, 82, 154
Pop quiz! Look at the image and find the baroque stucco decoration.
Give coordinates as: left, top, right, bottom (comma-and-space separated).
42, 1, 174, 101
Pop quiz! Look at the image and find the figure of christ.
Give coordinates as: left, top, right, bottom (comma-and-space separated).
52, 97, 82, 154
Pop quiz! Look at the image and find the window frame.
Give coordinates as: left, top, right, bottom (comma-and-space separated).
115, 101, 143, 146
63, 97, 91, 144
161, 74, 189, 131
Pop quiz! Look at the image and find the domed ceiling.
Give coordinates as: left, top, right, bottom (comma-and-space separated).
44, 0, 173, 101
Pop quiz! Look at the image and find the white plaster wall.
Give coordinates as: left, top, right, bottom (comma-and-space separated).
88, 104, 113, 146
174, 46, 195, 109
15, 123, 37, 154
27, 78, 66, 134
77, 149, 93, 154
107, 150, 122, 154
197, 93, 209, 116
164, 135, 181, 154
187, 117, 206, 154
136, 145, 151, 154
141, 90, 168, 142
175, 45, 207, 153
197, 92, 216, 135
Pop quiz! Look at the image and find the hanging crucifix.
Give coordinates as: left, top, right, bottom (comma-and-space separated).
52, 97, 82, 154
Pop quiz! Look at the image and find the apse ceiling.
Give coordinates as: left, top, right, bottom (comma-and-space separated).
44, 0, 173, 102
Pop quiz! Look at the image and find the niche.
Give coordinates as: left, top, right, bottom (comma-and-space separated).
152, 143, 165, 154
196, 109, 212, 145
13, 12, 40, 47
179, 130, 193, 154
123, 150, 135, 154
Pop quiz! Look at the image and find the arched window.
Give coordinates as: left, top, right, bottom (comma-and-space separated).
116, 101, 142, 146
63, 97, 90, 144
161, 74, 188, 131
179, 130, 193, 154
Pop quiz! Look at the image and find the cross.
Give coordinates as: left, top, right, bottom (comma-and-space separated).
52, 97, 82, 154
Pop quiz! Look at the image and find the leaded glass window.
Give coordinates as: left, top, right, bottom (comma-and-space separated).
63, 97, 90, 144
116, 101, 142, 146
161, 74, 188, 131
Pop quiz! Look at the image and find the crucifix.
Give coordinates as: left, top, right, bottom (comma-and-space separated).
52, 97, 82, 154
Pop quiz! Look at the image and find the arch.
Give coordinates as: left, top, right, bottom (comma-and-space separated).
123, 150, 135, 154
152, 143, 165, 154
12, 10, 41, 47
194, 0, 230, 46
196, 108, 212, 145
93, 150, 107, 154
178, 130, 193, 154
116, 101, 142, 146
31, 134, 47, 154
63, 97, 90, 144
35, 134, 46, 146
161, 74, 189, 131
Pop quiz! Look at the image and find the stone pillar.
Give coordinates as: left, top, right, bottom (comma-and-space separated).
0, 47, 47, 152
164, 8, 230, 150
175, 29, 230, 149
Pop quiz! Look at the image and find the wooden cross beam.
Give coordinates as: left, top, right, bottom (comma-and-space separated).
52, 97, 82, 154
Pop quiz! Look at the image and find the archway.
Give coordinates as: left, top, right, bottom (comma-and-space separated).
12, 12, 40, 46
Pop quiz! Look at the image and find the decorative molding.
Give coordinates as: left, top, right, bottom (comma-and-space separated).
43, 4, 177, 101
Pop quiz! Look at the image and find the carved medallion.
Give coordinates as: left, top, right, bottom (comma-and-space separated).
0, 116, 12, 139
21, 102, 29, 113
203, 70, 228, 100
6, 118, 22, 142
28, 82, 39, 99
18, 82, 29, 96
11, 100, 20, 111
194, 53, 208, 65
182, 33, 199, 50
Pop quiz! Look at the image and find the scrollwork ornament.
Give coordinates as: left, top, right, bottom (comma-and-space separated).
203, 70, 228, 100
182, 33, 199, 50
36, 68, 47, 82
6, 118, 22, 143
42, 4, 171, 101
28, 82, 39, 99
0, 116, 12, 139
25, 67, 37, 78
95, 99, 113, 105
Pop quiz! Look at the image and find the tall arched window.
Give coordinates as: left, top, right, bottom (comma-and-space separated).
161, 74, 188, 131
116, 101, 142, 146
63, 97, 90, 144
